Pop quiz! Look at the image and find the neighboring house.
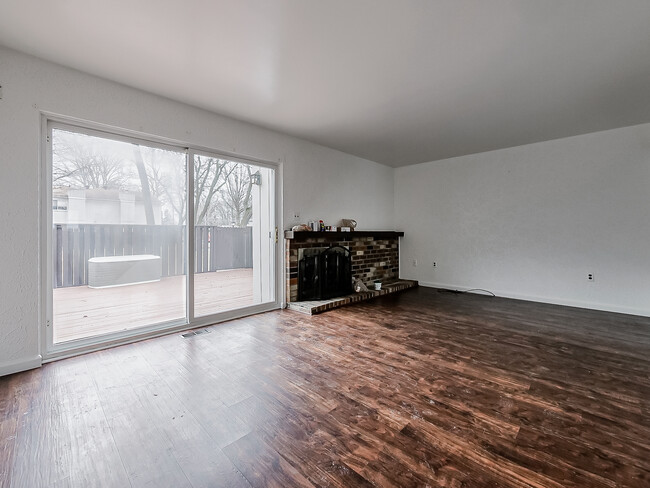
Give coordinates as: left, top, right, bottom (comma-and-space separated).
52, 188, 162, 225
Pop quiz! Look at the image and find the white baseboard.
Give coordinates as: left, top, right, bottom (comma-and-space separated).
0, 354, 42, 377
418, 281, 650, 318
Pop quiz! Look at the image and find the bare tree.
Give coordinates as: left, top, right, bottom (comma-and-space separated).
137, 147, 186, 225
151, 159, 186, 225
53, 130, 256, 229
194, 156, 234, 225
52, 131, 128, 189
142, 154, 235, 226
132, 146, 155, 225
212, 163, 254, 227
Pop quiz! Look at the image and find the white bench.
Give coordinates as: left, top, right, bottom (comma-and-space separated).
88, 255, 161, 288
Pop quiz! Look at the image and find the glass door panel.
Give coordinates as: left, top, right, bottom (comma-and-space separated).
51, 127, 187, 344
193, 154, 275, 317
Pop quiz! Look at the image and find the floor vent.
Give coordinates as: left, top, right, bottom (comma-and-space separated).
181, 329, 212, 338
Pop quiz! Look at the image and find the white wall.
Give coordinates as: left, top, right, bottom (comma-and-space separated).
0, 46, 395, 375
396, 123, 650, 317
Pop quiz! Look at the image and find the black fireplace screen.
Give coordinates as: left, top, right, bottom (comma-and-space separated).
298, 245, 352, 300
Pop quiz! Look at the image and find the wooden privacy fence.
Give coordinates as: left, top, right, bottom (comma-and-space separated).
53, 224, 253, 288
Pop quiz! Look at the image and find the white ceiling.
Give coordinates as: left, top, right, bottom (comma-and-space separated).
1, 1, 650, 167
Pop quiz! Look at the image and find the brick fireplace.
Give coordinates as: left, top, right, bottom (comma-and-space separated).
284, 230, 417, 313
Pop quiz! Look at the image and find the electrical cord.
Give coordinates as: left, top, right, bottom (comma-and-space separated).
439, 288, 496, 297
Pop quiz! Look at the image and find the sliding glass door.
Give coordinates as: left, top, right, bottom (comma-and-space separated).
50, 126, 187, 344
192, 154, 275, 317
45, 120, 277, 356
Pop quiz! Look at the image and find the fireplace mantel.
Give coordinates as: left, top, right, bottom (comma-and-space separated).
284, 230, 404, 241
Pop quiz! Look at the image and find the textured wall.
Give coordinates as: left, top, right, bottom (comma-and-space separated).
0, 46, 395, 375
395, 123, 650, 316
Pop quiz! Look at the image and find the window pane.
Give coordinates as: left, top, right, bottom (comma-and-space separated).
51, 128, 187, 343
193, 155, 274, 317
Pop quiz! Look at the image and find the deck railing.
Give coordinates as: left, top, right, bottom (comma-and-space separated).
52, 224, 252, 288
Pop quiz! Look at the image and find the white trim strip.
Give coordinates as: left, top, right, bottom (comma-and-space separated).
0, 355, 42, 377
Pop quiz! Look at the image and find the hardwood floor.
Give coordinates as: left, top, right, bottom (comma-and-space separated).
2, 287, 649, 487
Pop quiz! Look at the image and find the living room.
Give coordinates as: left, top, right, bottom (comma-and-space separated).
1, 2, 649, 487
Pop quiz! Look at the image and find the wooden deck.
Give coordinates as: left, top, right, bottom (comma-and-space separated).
53, 268, 254, 343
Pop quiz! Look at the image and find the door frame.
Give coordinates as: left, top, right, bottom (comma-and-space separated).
40, 112, 282, 361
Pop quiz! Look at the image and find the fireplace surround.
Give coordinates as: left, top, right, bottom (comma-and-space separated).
285, 230, 405, 304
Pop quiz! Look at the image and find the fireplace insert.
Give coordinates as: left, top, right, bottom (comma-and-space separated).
298, 245, 352, 300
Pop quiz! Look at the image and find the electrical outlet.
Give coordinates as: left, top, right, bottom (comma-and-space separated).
432, 261, 437, 268
587, 273, 594, 282
293, 211, 300, 221
412, 259, 418, 267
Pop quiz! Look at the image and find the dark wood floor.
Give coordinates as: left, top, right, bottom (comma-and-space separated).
1, 287, 649, 487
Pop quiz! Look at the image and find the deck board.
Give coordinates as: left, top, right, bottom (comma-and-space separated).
53, 268, 254, 343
